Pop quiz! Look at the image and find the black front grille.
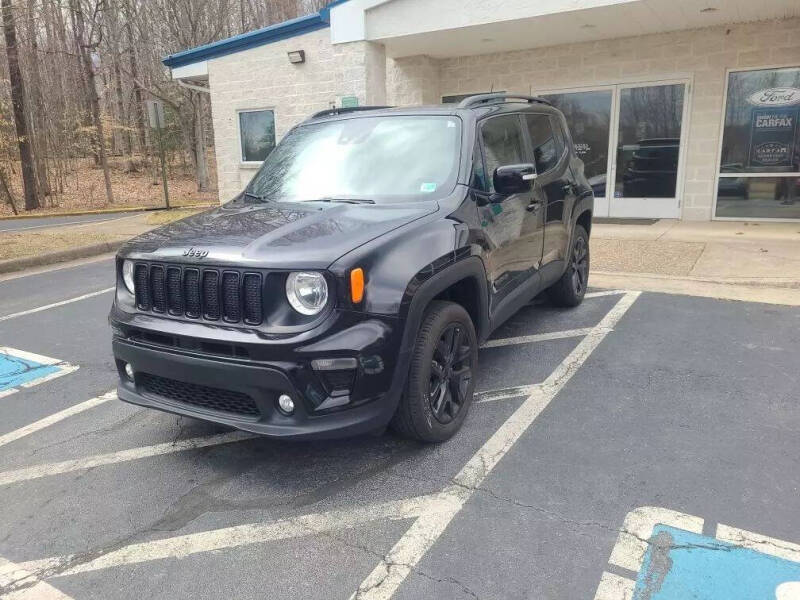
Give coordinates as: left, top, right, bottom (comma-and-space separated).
132, 263, 263, 325
138, 372, 259, 416
202, 270, 220, 320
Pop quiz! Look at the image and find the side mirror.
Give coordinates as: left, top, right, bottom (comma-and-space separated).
493, 163, 537, 196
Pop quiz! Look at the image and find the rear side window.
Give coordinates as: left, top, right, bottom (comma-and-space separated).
525, 114, 563, 174
479, 115, 525, 192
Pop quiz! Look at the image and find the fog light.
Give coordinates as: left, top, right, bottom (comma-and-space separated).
277, 394, 295, 415
124, 363, 134, 380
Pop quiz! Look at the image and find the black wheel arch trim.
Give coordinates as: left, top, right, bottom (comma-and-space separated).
385, 255, 489, 413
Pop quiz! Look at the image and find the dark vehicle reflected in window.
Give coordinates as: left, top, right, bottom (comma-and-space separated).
619, 138, 680, 198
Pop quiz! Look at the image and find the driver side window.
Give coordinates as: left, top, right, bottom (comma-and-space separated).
479, 115, 525, 193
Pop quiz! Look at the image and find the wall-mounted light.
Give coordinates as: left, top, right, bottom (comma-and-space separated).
288, 50, 305, 64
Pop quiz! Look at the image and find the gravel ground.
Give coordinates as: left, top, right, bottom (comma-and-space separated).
591, 238, 706, 276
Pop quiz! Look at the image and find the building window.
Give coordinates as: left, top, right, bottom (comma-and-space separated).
239, 109, 275, 163
716, 67, 800, 219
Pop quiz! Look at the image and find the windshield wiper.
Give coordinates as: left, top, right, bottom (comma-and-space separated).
242, 191, 270, 202
298, 197, 375, 204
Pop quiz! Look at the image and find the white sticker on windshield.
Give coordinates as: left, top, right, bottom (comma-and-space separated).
420, 182, 437, 193
447, 121, 456, 128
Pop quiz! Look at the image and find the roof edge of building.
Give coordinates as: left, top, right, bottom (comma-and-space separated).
162, 2, 351, 69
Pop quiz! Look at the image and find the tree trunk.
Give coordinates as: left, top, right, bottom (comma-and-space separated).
0, 166, 18, 215
192, 93, 209, 192
68, 0, 96, 165
125, 19, 147, 159
113, 57, 129, 156
2, 0, 39, 210
72, 0, 114, 204
26, 0, 51, 197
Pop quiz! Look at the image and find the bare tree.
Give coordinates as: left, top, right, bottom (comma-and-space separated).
1, 0, 38, 209
71, 0, 113, 203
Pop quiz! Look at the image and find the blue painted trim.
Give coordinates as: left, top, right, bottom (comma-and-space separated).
163, 11, 332, 69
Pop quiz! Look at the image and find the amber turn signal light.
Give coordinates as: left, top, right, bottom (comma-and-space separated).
350, 268, 365, 303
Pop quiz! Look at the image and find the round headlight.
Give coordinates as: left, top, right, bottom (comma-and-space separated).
122, 260, 135, 295
286, 271, 328, 316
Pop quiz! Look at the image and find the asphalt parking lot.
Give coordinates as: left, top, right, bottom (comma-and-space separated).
1, 258, 799, 599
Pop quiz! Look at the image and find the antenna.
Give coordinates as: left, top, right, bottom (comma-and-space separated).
490, 82, 494, 93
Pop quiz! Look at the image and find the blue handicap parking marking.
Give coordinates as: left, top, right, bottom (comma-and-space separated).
0, 347, 77, 396
0, 353, 62, 390
634, 525, 800, 600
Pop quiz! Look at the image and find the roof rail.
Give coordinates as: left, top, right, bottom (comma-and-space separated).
456, 93, 552, 109
311, 105, 392, 119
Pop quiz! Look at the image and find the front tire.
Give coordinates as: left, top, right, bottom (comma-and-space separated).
390, 301, 477, 442
548, 224, 590, 307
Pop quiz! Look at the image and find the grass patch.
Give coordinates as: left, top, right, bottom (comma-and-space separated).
144, 208, 205, 225
0, 231, 126, 261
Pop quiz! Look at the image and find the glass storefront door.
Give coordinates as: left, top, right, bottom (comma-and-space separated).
541, 81, 689, 219
537, 89, 613, 216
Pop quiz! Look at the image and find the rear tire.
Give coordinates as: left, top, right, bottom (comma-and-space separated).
390, 301, 477, 442
547, 224, 589, 307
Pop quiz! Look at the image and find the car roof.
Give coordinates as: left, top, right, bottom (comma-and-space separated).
304, 96, 561, 125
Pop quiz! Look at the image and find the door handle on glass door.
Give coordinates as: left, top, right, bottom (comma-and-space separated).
526, 200, 543, 212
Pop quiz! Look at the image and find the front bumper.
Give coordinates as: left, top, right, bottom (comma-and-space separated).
110, 307, 409, 440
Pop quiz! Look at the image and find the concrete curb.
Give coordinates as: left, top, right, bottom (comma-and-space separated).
592, 270, 800, 289
0, 240, 127, 274
0, 203, 216, 221
590, 271, 800, 306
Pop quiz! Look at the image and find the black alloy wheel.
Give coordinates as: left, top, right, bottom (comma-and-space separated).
390, 301, 478, 442
570, 234, 589, 297
547, 223, 590, 307
429, 323, 472, 424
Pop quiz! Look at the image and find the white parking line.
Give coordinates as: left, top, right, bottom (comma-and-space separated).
0, 326, 591, 484
585, 290, 627, 299
14, 495, 435, 582
0, 555, 74, 600
474, 384, 539, 403
0, 288, 115, 322
0, 430, 255, 486
0, 388, 534, 487
481, 327, 592, 348
352, 291, 640, 600
0, 390, 116, 449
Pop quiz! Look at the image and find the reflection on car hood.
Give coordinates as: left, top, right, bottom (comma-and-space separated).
119, 200, 438, 269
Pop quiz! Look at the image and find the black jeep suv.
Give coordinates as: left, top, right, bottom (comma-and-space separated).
109, 93, 593, 442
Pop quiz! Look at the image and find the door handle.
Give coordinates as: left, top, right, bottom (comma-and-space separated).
526, 200, 543, 212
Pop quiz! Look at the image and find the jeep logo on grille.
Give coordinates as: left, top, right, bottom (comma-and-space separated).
183, 247, 209, 259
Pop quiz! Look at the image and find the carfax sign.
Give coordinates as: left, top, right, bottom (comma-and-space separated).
746, 86, 800, 170
748, 107, 798, 168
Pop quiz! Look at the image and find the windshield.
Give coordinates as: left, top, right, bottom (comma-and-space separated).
244, 115, 462, 203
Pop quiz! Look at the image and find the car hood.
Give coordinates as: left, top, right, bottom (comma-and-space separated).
119, 200, 439, 269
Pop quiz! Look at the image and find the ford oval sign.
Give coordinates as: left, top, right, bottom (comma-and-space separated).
747, 87, 800, 107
